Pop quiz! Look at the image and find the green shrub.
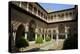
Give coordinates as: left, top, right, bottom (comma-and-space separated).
16, 37, 29, 48
45, 36, 51, 42
36, 35, 43, 44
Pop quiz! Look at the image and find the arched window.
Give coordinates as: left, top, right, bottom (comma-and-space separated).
22, 2, 27, 9
59, 24, 65, 33
38, 29, 41, 33
58, 24, 65, 39
34, 7, 37, 14
58, 14, 60, 17
54, 15, 56, 17
69, 12, 73, 16
61, 13, 64, 18
28, 3, 33, 12
53, 30, 56, 39
66, 12, 68, 17
38, 10, 41, 16
51, 15, 53, 20
28, 20, 36, 41
15, 24, 25, 46
41, 12, 43, 17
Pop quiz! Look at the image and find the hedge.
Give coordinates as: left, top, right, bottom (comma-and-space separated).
45, 36, 51, 42
35, 35, 43, 44
16, 36, 29, 48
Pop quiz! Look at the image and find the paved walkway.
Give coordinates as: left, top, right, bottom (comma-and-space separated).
40, 40, 64, 50
19, 40, 65, 52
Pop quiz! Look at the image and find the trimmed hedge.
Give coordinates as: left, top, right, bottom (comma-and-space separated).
16, 37, 29, 48
36, 35, 43, 44
45, 36, 51, 42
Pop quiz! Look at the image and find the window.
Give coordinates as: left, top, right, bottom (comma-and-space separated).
34, 7, 37, 14
44, 15, 45, 19
22, 2, 27, 9
61, 13, 64, 18
54, 15, 56, 17
38, 29, 41, 33
41, 12, 43, 17
45, 16, 47, 20
51, 16, 53, 20
14, 1, 20, 6
48, 30, 51, 34
29, 4, 33, 12
66, 12, 68, 17
58, 14, 60, 17
47, 16, 50, 20
38, 10, 41, 16
69, 12, 73, 16
53, 15, 56, 20
53, 30, 56, 34
59, 24, 65, 33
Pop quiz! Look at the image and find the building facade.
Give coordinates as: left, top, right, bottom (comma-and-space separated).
9, 1, 78, 51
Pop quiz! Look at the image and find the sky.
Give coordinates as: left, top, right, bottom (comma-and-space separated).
39, 3, 75, 12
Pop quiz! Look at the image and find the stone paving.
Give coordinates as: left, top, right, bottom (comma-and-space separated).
19, 40, 65, 52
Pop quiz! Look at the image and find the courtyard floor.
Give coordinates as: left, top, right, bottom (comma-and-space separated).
19, 40, 64, 52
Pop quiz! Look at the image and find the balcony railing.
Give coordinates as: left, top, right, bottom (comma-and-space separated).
12, 2, 75, 23
12, 2, 48, 22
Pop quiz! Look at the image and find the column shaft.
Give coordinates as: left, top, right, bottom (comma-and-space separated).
35, 33, 37, 40
56, 33, 59, 46
25, 32, 27, 40
27, 3, 29, 11
44, 34, 45, 42
13, 32, 16, 42
65, 33, 68, 39
19, 2, 22, 7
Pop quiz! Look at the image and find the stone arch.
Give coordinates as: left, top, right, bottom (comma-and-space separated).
58, 24, 65, 39
53, 30, 56, 39
15, 24, 25, 46
59, 24, 65, 33
27, 20, 36, 41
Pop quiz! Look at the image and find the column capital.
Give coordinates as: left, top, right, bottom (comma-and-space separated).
13, 29, 16, 32
35, 28, 38, 33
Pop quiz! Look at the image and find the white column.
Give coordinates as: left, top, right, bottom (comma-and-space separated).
27, 3, 29, 11
25, 24, 29, 40
56, 28, 59, 46
13, 31, 16, 42
35, 33, 37, 40
65, 27, 68, 39
32, 6, 34, 14
65, 34, 68, 39
19, 2, 22, 7
25, 32, 27, 40
13, 31, 16, 46
35, 28, 38, 40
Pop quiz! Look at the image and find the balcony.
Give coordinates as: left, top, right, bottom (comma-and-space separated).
11, 2, 48, 22
11, 2, 75, 23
